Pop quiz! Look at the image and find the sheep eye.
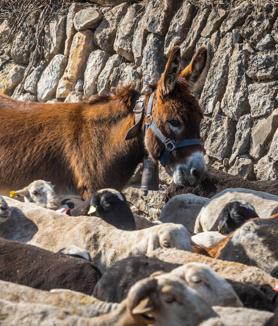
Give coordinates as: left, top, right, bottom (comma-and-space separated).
32, 191, 39, 196
191, 276, 202, 284
162, 241, 170, 248
168, 119, 181, 128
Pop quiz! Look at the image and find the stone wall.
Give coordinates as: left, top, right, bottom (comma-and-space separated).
0, 0, 277, 181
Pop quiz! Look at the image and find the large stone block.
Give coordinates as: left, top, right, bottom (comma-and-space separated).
44, 15, 66, 61
248, 82, 278, 118
114, 3, 144, 61
229, 114, 252, 164
221, 46, 249, 121
141, 33, 165, 90
57, 31, 93, 99
74, 7, 103, 31
255, 129, 278, 181
247, 52, 278, 82
132, 14, 148, 65
164, 2, 196, 56
24, 64, 45, 95
94, 3, 129, 53
228, 156, 254, 180
250, 109, 278, 159
97, 54, 123, 95
145, 0, 174, 36
205, 113, 236, 161
37, 55, 67, 102
84, 50, 109, 97
180, 8, 210, 61
0, 63, 25, 95
201, 8, 227, 37
200, 33, 233, 115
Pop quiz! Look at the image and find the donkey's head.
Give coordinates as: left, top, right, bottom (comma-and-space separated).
144, 47, 208, 186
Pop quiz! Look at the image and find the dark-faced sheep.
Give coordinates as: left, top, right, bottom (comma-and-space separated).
0, 196, 11, 223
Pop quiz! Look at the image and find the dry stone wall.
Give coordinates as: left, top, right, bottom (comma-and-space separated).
0, 0, 277, 181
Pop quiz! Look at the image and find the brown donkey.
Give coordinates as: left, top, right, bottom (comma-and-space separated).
0, 47, 208, 198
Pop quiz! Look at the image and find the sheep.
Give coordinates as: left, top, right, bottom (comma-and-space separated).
11, 181, 137, 230
0, 273, 217, 326
0, 238, 101, 294
94, 258, 242, 308
192, 232, 226, 248
159, 194, 209, 234
1, 197, 192, 273
194, 188, 278, 233
215, 217, 278, 277
10, 180, 60, 210
217, 201, 258, 235
0, 196, 11, 223
150, 248, 277, 311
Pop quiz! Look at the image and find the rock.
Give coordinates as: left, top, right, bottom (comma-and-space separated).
10, 30, 34, 66
64, 3, 87, 57
91, 0, 133, 5
64, 92, 83, 103
205, 112, 236, 161
145, 0, 174, 36
219, 218, 278, 276
256, 34, 276, 51
141, 33, 165, 90
229, 114, 252, 164
159, 194, 209, 234
247, 52, 278, 82
255, 129, 278, 181
0, 63, 25, 95
94, 3, 129, 53
23, 65, 45, 95
84, 50, 109, 97
221, 46, 249, 120
164, 2, 196, 56
201, 8, 227, 38
214, 306, 273, 326
74, 7, 103, 31
44, 15, 66, 61
112, 63, 141, 90
248, 82, 278, 118
180, 8, 210, 61
200, 33, 233, 115
194, 188, 278, 233
220, 2, 252, 34
97, 54, 123, 95
114, 3, 144, 61
12, 93, 36, 102
37, 55, 67, 102
228, 156, 254, 180
250, 109, 278, 159
57, 31, 93, 99
0, 20, 9, 46
131, 14, 148, 65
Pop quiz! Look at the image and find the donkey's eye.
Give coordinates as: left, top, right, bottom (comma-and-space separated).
168, 119, 182, 128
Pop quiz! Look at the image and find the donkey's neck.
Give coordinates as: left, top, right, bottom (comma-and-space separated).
79, 106, 145, 196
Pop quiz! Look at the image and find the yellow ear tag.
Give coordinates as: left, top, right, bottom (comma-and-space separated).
88, 205, 97, 215
9, 191, 17, 198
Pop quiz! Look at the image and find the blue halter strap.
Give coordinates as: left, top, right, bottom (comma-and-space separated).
145, 92, 202, 166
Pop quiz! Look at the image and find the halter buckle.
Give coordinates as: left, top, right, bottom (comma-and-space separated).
164, 139, 176, 152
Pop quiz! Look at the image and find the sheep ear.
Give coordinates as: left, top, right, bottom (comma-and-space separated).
158, 46, 181, 98
147, 233, 160, 254
132, 297, 154, 315
179, 47, 207, 83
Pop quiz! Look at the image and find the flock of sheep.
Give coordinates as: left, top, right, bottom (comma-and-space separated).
0, 179, 278, 325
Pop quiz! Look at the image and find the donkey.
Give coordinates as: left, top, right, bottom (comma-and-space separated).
0, 47, 207, 199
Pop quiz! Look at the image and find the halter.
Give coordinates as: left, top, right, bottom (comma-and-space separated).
144, 92, 202, 166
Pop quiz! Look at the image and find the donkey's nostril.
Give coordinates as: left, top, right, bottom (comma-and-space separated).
190, 168, 201, 179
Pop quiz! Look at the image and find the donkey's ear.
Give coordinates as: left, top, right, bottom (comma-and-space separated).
180, 47, 208, 83
158, 46, 181, 98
